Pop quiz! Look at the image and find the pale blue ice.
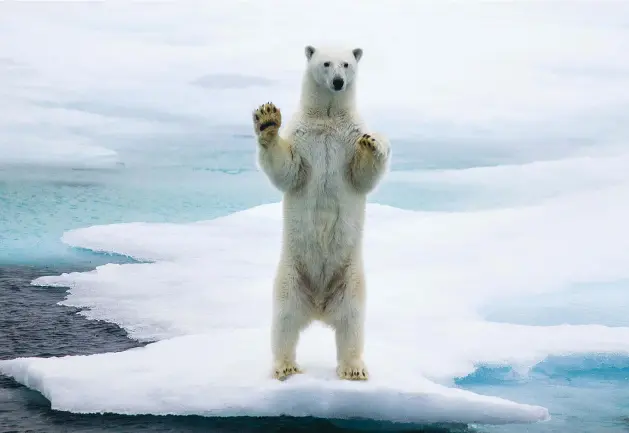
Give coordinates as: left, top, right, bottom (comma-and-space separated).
2, 1, 629, 431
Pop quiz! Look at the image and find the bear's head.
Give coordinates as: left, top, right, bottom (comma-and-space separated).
304, 45, 363, 93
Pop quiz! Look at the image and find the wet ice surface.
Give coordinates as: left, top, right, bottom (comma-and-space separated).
2, 1, 629, 432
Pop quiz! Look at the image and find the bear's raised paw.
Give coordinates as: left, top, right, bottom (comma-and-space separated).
357, 133, 383, 155
253, 102, 282, 140
273, 361, 302, 381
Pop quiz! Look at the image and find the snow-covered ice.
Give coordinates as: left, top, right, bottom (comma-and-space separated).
0, 330, 550, 425
2, 1, 629, 168
3, 177, 629, 424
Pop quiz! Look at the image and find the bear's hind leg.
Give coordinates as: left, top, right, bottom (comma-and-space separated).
334, 313, 369, 380
271, 311, 307, 380
330, 273, 369, 381
271, 270, 311, 381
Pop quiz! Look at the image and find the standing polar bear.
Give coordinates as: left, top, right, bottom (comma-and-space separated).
252, 45, 391, 381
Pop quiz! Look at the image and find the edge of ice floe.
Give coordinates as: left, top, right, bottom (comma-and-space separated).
0, 356, 550, 426
56, 201, 414, 263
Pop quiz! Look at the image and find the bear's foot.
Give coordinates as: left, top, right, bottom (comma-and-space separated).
337, 360, 369, 381
273, 360, 302, 381
253, 102, 282, 147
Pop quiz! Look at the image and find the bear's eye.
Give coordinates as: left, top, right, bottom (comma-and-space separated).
343, 62, 349, 68
323, 62, 331, 67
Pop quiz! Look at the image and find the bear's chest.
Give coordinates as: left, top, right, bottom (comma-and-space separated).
291, 123, 358, 188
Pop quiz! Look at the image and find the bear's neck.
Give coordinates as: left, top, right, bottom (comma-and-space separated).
299, 75, 357, 118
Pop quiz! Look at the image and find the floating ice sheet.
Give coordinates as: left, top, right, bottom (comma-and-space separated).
2, 185, 629, 424
0, 328, 550, 425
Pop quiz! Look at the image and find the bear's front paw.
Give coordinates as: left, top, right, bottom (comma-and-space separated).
337, 359, 369, 381
253, 102, 282, 146
273, 360, 302, 381
357, 134, 385, 158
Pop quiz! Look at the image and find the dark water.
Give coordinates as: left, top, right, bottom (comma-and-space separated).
0, 264, 467, 433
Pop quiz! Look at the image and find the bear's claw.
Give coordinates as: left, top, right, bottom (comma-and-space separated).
357, 133, 378, 152
337, 362, 369, 381
273, 361, 302, 381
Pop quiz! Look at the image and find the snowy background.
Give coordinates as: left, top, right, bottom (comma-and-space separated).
1, 1, 629, 432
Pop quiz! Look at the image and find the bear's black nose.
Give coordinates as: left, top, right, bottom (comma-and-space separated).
332, 77, 344, 91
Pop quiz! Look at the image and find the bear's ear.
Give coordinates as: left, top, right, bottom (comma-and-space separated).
352, 48, 363, 62
305, 45, 316, 61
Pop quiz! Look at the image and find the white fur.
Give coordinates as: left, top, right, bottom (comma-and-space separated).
254, 45, 391, 380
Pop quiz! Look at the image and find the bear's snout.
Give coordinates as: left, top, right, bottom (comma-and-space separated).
332, 77, 345, 91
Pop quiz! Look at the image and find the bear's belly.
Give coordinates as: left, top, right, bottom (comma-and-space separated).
283, 182, 364, 285
283, 129, 365, 289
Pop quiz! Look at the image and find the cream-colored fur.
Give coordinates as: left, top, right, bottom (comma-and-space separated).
252, 45, 391, 381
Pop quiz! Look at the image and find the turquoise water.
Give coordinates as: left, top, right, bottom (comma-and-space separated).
0, 130, 273, 265
460, 356, 629, 432
0, 134, 488, 265
0, 166, 275, 265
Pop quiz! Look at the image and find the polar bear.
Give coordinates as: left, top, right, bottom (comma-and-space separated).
252, 45, 391, 381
